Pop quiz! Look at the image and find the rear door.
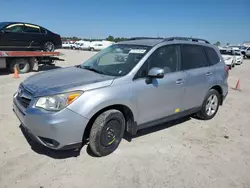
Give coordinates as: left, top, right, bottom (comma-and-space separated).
181, 44, 211, 110
23, 24, 43, 49
0, 23, 27, 49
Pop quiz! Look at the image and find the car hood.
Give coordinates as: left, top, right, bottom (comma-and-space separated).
221, 55, 233, 60
22, 66, 115, 97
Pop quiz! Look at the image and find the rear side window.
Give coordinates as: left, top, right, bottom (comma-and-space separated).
181, 44, 209, 70
24, 24, 40, 33
40, 28, 47, 34
205, 47, 220, 65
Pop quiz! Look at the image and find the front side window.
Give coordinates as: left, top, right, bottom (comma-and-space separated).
135, 45, 180, 79
4, 24, 25, 33
181, 44, 209, 70
80, 44, 150, 76
204, 47, 220, 65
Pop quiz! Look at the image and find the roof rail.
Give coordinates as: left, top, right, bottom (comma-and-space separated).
164, 37, 210, 44
128, 37, 164, 40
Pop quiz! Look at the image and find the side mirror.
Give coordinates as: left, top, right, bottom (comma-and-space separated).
145, 67, 164, 84
148, 67, 164, 78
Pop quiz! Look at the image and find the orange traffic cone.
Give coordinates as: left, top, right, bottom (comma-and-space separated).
13, 67, 19, 78
233, 79, 241, 91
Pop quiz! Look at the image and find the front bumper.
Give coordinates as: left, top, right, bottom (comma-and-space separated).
224, 60, 233, 66
13, 94, 89, 150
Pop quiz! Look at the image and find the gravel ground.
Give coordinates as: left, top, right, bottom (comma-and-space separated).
0, 49, 250, 188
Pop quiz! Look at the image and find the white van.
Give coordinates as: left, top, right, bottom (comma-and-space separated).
77, 40, 91, 50
89, 40, 114, 51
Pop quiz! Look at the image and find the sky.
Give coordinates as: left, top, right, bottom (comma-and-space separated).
0, 0, 249, 45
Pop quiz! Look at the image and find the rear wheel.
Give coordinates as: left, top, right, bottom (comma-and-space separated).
89, 109, 125, 157
196, 89, 221, 120
9, 58, 31, 73
44, 41, 55, 52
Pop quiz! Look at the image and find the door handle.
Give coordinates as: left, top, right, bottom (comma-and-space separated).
176, 79, 184, 85
206, 72, 212, 76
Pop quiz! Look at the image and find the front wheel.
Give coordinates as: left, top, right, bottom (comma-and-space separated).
196, 89, 221, 120
89, 109, 125, 157
44, 41, 55, 52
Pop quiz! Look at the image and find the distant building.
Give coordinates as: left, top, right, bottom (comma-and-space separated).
243, 41, 250, 47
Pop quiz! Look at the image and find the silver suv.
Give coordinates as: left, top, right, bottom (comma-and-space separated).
13, 37, 229, 157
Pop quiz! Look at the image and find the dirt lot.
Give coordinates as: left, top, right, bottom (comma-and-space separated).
0, 49, 250, 188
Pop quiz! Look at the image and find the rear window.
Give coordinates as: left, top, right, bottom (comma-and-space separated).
205, 47, 220, 65
181, 44, 209, 70
25, 24, 40, 33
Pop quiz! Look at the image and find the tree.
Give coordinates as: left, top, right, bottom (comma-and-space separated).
106, 35, 114, 41
214, 41, 221, 46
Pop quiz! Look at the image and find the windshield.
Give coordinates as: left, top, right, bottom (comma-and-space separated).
80, 44, 150, 76
239, 46, 247, 50
220, 49, 234, 55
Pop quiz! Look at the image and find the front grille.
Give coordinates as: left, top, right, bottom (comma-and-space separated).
16, 95, 31, 108
16, 85, 33, 108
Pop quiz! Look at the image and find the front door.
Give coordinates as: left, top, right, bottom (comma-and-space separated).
133, 44, 186, 125
0, 23, 28, 50
180, 44, 211, 110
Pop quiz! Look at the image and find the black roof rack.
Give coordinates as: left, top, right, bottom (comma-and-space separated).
128, 37, 164, 40
164, 37, 210, 44
127, 36, 210, 44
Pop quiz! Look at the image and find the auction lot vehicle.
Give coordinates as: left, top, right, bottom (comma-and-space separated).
0, 22, 62, 52
219, 48, 236, 69
89, 40, 114, 51
246, 47, 250, 58
234, 49, 244, 65
62, 41, 75, 49
0, 51, 62, 73
13, 37, 228, 157
78, 41, 91, 50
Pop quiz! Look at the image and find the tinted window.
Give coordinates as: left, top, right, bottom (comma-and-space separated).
181, 44, 209, 70
40, 28, 47, 34
5, 24, 25, 33
220, 49, 234, 55
135, 45, 180, 79
25, 25, 40, 33
205, 47, 220, 65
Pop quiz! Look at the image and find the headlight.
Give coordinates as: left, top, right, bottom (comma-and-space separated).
35, 91, 83, 111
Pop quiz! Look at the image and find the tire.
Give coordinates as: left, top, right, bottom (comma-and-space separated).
196, 89, 221, 120
89, 109, 125, 157
90, 47, 94, 51
44, 41, 55, 52
9, 58, 31, 73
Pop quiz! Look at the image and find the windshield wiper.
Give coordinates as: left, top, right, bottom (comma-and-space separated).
81, 66, 105, 75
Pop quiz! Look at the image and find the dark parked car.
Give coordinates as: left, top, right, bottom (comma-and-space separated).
0, 22, 62, 51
